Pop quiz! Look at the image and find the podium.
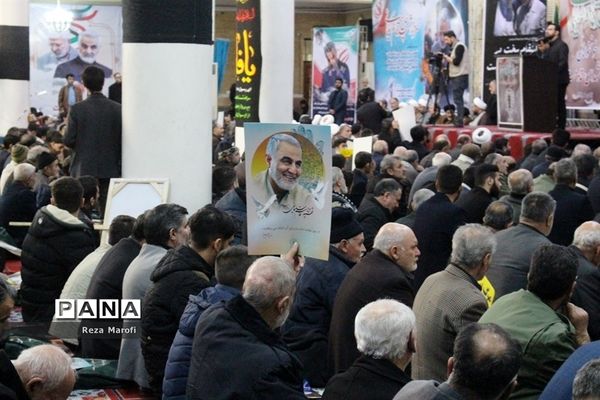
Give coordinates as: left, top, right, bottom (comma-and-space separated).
496, 55, 557, 132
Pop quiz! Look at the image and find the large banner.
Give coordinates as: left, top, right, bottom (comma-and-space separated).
30, 4, 122, 116
373, 0, 468, 104
557, 0, 600, 110
245, 123, 332, 260
235, 0, 261, 125
311, 26, 359, 123
482, 0, 545, 97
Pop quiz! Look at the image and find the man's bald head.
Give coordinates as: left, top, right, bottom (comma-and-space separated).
461, 143, 481, 160
508, 169, 533, 195
373, 140, 389, 154
373, 223, 420, 272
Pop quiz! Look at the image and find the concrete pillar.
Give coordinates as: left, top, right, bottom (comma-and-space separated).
0, 0, 29, 135
259, 0, 294, 122
122, 0, 214, 211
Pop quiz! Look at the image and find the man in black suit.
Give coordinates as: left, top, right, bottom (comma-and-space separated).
413, 165, 466, 289
548, 158, 594, 245
328, 222, 420, 375
357, 178, 402, 251
108, 72, 122, 104
328, 78, 348, 125
545, 22, 570, 129
64, 65, 121, 215
456, 164, 500, 223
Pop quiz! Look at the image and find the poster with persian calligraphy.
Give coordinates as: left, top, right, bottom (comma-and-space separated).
29, 4, 122, 116
245, 123, 332, 261
235, 0, 261, 125
311, 26, 359, 124
372, 0, 468, 105
557, 0, 600, 110
482, 0, 546, 100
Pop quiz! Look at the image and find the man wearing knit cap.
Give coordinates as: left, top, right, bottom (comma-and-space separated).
0, 144, 28, 195
33, 152, 60, 209
469, 97, 489, 126
283, 207, 364, 387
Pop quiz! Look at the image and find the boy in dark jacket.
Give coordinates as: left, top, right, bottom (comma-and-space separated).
20, 177, 96, 324
141, 205, 236, 395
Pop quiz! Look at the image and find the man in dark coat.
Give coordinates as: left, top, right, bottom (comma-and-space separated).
545, 22, 570, 129
413, 165, 466, 290
349, 151, 373, 208
570, 221, 600, 341
329, 223, 420, 374
486, 192, 554, 300
356, 99, 389, 135
142, 205, 236, 395
456, 164, 500, 223
80, 214, 145, 359
282, 208, 364, 387
187, 256, 305, 400
323, 300, 414, 400
64, 65, 121, 214
20, 177, 96, 324
0, 164, 37, 247
328, 78, 348, 125
357, 178, 401, 251
366, 154, 411, 218
108, 72, 122, 103
548, 158, 594, 245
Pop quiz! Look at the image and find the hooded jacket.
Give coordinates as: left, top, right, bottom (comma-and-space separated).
20, 205, 96, 323
141, 245, 214, 394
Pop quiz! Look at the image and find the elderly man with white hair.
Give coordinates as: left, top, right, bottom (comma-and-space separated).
396, 188, 435, 229
329, 223, 420, 374
187, 256, 305, 399
408, 152, 452, 203
0, 163, 37, 247
1, 344, 76, 400
570, 221, 600, 341
323, 300, 415, 399
500, 169, 534, 224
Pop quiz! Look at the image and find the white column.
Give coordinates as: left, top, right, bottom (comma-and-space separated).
259, 0, 294, 123
0, 0, 29, 135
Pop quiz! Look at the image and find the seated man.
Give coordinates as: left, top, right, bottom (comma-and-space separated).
0, 163, 37, 247
480, 244, 590, 399
187, 256, 305, 399
283, 208, 364, 387
20, 177, 96, 323
483, 200, 513, 232
323, 300, 414, 400
33, 152, 60, 209
1, 344, 76, 400
162, 245, 257, 400
357, 178, 402, 251
394, 323, 521, 400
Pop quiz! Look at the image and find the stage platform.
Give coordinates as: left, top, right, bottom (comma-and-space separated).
426, 126, 600, 160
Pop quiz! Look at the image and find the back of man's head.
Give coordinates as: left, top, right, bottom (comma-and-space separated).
131, 211, 147, 242
461, 143, 481, 160
520, 192, 556, 224
51, 177, 83, 213
354, 299, 415, 362
527, 244, 578, 302
433, 138, 450, 152
215, 245, 258, 290
410, 125, 428, 143
554, 158, 577, 185
432, 152, 452, 167
354, 151, 373, 169
242, 256, 296, 327
108, 215, 136, 246
474, 164, 499, 188
373, 140, 388, 154
13, 344, 76, 400
212, 166, 237, 194
188, 205, 236, 251
373, 178, 401, 197
450, 323, 521, 400
552, 128, 570, 147
412, 188, 434, 211
436, 164, 463, 194
82, 66, 105, 92
483, 201, 514, 231
77, 175, 99, 205
143, 203, 188, 247
13, 163, 35, 183
450, 224, 496, 270
574, 154, 595, 179
573, 221, 600, 252
573, 359, 600, 400
508, 169, 533, 195
531, 139, 548, 155
380, 155, 401, 174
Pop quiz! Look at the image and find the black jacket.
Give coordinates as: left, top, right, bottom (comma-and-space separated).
20, 205, 96, 323
366, 173, 411, 219
548, 184, 594, 246
356, 101, 389, 134
80, 236, 141, 359
570, 245, 600, 341
546, 38, 570, 84
323, 355, 411, 400
0, 351, 29, 400
413, 192, 466, 290
187, 295, 305, 400
0, 181, 37, 247
357, 197, 392, 251
142, 245, 214, 394
455, 186, 494, 223
282, 246, 356, 387
329, 249, 415, 374
349, 169, 369, 208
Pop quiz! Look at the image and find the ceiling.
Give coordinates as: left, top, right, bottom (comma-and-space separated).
34, 0, 372, 13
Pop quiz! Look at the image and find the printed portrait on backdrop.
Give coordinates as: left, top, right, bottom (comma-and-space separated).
497, 56, 523, 126
493, 0, 547, 37
246, 123, 332, 260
